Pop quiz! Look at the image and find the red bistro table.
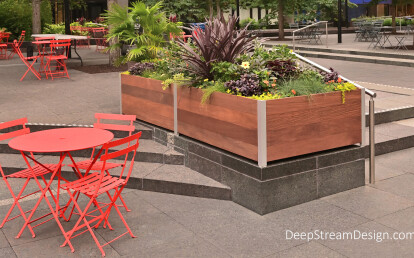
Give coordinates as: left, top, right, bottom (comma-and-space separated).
8, 128, 113, 240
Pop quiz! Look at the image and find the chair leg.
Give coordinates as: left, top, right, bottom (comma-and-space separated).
0, 177, 36, 237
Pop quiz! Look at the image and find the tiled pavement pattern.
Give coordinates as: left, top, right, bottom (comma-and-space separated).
1, 148, 414, 257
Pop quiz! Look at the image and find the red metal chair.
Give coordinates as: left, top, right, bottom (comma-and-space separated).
0, 32, 10, 59
45, 39, 71, 80
14, 40, 41, 81
60, 132, 142, 256
77, 27, 91, 48
92, 28, 108, 51
65, 113, 136, 216
8, 31, 25, 59
0, 118, 61, 237
33, 36, 55, 75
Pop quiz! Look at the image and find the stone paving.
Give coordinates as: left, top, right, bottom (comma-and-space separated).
1, 44, 414, 257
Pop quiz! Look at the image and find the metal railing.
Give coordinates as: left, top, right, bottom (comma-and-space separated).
294, 53, 377, 184
292, 21, 329, 52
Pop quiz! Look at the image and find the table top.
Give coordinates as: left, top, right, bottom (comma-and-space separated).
9, 128, 113, 153
32, 34, 88, 40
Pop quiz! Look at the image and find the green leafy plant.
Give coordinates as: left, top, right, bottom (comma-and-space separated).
278, 77, 329, 97
104, 1, 182, 63
43, 23, 65, 34
176, 11, 256, 80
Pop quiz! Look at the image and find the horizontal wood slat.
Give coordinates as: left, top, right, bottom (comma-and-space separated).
177, 87, 258, 160
266, 90, 362, 161
121, 74, 174, 131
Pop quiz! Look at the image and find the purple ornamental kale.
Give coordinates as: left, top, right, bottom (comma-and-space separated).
224, 74, 262, 97
128, 62, 155, 76
321, 67, 340, 83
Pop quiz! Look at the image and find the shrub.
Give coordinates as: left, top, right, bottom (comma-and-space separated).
383, 18, 392, 26
43, 23, 65, 34
321, 67, 340, 83
0, 0, 52, 40
240, 18, 260, 30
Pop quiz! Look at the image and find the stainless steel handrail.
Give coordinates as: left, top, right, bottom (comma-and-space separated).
294, 53, 377, 184
292, 21, 329, 51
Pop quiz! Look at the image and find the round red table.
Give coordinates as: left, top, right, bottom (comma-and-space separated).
8, 127, 114, 239
9, 127, 114, 153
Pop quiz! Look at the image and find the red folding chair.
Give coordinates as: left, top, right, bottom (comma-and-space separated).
14, 40, 41, 81
8, 31, 25, 59
45, 39, 71, 80
0, 32, 11, 59
33, 36, 55, 75
92, 28, 108, 51
0, 118, 61, 237
60, 132, 142, 256
65, 113, 136, 218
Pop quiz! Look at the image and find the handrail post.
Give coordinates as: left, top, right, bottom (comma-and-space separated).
369, 97, 375, 184
326, 22, 328, 48
293, 31, 295, 52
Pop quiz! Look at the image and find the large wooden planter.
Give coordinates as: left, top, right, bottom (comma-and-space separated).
121, 73, 362, 164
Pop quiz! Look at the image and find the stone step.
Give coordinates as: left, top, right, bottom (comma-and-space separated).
292, 50, 414, 67
365, 117, 414, 156
264, 43, 414, 61
0, 154, 231, 201
0, 138, 184, 165
24, 122, 154, 139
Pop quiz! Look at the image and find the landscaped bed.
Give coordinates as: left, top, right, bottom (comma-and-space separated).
110, 2, 363, 165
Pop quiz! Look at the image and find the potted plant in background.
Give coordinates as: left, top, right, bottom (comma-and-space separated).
104, 1, 182, 67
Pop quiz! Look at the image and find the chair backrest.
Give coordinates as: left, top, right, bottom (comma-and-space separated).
50, 39, 71, 57
0, 32, 10, 44
99, 132, 142, 188
13, 39, 28, 62
92, 27, 107, 38
0, 117, 29, 142
17, 31, 25, 48
0, 118, 32, 178
93, 113, 136, 135
34, 36, 55, 42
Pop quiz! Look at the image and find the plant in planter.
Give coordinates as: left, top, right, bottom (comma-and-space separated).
120, 7, 362, 163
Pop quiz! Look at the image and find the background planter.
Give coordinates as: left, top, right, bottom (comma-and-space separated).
121, 74, 363, 165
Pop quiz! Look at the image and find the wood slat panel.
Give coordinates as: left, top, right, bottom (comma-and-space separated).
121, 75, 174, 130
266, 90, 362, 161
177, 87, 258, 160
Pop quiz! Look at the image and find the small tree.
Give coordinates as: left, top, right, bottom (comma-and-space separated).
105, 1, 182, 65
32, 0, 41, 34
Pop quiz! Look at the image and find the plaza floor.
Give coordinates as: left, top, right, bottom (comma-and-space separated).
1, 43, 414, 257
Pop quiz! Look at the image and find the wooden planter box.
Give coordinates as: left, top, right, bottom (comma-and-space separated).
121, 74, 362, 164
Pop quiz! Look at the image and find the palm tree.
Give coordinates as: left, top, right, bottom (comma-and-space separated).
105, 1, 182, 65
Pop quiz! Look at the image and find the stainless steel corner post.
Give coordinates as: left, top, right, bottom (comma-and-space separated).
369, 97, 375, 184
173, 83, 178, 136
257, 100, 267, 168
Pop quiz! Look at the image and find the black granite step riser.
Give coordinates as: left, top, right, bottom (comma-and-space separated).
0, 168, 231, 201
366, 107, 414, 126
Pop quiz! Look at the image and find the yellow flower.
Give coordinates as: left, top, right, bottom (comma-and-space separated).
289, 50, 293, 53
241, 62, 250, 69
204, 79, 209, 82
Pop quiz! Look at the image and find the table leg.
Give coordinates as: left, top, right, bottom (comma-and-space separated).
15, 152, 68, 239
72, 40, 83, 66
